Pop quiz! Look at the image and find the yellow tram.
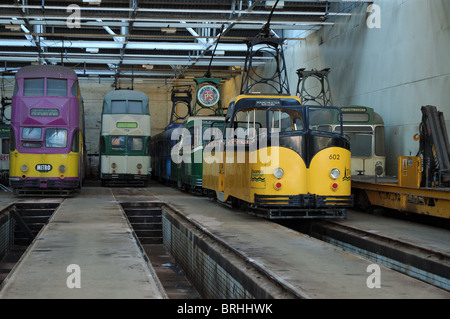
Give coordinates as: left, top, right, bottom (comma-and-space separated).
202, 94, 353, 218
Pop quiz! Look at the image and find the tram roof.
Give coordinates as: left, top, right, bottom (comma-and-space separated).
103, 89, 149, 103
15, 65, 78, 80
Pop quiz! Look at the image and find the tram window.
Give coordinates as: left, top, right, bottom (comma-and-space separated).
47, 79, 67, 97
309, 108, 334, 131
375, 126, 386, 156
347, 133, 373, 157
22, 127, 42, 140
72, 130, 80, 153
342, 113, 370, 122
71, 81, 79, 97
189, 126, 204, 148
9, 129, 15, 151
128, 100, 143, 113
2, 139, 9, 154
146, 138, 150, 155
203, 122, 223, 143
100, 136, 106, 153
13, 80, 19, 96
128, 137, 143, 151
45, 128, 67, 148
24, 78, 44, 96
317, 125, 332, 132
111, 100, 127, 113
111, 136, 126, 151
269, 110, 304, 133
234, 109, 265, 139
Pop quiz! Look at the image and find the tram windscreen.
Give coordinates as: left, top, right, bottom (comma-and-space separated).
268, 109, 304, 133
22, 127, 42, 139
45, 128, 68, 148
309, 108, 335, 129
128, 137, 143, 151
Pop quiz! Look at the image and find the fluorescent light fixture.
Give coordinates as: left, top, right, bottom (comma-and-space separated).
83, 0, 102, 5
5, 24, 21, 31
265, 1, 284, 9
161, 27, 177, 34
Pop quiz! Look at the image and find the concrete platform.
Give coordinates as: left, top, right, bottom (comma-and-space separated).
0, 187, 166, 299
336, 210, 450, 256
114, 184, 450, 299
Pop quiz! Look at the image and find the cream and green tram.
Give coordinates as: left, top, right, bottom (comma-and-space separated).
315, 105, 386, 176
99, 90, 151, 186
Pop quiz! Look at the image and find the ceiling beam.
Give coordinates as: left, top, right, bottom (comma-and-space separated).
0, 4, 353, 17
0, 39, 253, 51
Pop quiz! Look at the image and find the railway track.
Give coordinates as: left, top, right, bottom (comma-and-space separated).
279, 212, 450, 292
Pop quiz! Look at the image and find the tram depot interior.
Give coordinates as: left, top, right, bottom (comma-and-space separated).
0, 0, 449, 300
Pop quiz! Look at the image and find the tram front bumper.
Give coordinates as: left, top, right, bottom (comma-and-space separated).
254, 194, 354, 208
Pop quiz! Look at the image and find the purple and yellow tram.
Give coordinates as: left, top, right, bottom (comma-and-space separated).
9, 65, 86, 195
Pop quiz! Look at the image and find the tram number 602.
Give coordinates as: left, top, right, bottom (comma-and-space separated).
329, 154, 340, 160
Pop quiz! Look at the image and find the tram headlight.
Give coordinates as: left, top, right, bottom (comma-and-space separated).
111, 163, 117, 169
21, 164, 28, 172
375, 164, 384, 176
59, 165, 66, 173
137, 163, 142, 169
330, 168, 340, 179
273, 167, 284, 179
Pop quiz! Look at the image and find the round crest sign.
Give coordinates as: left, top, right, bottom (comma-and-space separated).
197, 85, 220, 107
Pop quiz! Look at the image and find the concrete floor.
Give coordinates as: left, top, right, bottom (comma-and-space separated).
0, 187, 166, 299
126, 184, 449, 299
0, 184, 449, 299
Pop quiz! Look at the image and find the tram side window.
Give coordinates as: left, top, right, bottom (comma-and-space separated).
9, 129, 15, 151
375, 126, 386, 156
71, 81, 79, 97
100, 136, 106, 153
2, 139, 9, 154
47, 79, 67, 97
13, 80, 19, 96
24, 78, 45, 96
72, 130, 80, 153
